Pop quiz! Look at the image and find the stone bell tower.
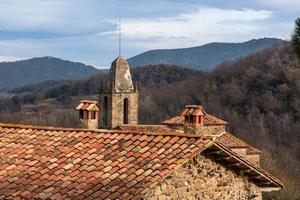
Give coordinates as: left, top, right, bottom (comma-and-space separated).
99, 56, 138, 129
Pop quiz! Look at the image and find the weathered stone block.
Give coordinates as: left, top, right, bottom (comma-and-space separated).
142, 154, 262, 200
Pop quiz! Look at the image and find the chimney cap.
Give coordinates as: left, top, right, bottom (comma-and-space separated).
181, 105, 206, 116
80, 100, 98, 104
76, 100, 100, 111
184, 105, 203, 109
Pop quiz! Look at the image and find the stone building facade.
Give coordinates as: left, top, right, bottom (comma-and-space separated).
99, 57, 138, 129
143, 154, 261, 200
184, 124, 226, 136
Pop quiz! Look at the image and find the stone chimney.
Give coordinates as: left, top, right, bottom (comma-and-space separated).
182, 105, 227, 136
76, 100, 100, 130
182, 105, 205, 125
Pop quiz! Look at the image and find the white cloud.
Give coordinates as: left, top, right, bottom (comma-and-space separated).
0, 56, 21, 62
119, 7, 273, 49
0, 0, 110, 34
257, 0, 300, 10
0, 0, 64, 31
0, 1, 295, 67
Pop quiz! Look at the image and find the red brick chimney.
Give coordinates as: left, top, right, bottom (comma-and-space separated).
181, 105, 205, 125
181, 105, 227, 136
76, 100, 100, 130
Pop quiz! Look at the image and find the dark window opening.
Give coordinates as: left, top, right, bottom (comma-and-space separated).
123, 98, 129, 124
103, 96, 108, 126
83, 111, 88, 119
192, 116, 196, 123
79, 110, 84, 119
185, 115, 196, 124
91, 111, 96, 119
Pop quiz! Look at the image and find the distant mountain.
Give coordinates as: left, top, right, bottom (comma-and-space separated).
0, 56, 99, 89
128, 38, 284, 70
0, 38, 283, 89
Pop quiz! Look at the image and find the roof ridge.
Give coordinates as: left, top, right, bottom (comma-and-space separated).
0, 123, 211, 138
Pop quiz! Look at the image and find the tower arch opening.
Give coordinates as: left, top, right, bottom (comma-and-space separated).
123, 98, 129, 124
103, 96, 108, 126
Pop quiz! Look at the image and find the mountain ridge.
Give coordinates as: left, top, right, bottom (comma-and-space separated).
0, 56, 99, 89
0, 38, 284, 90
128, 38, 284, 70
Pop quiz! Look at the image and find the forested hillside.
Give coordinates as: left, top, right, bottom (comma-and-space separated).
0, 43, 299, 199
139, 43, 300, 199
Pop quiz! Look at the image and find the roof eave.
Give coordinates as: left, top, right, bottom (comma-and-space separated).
203, 142, 284, 189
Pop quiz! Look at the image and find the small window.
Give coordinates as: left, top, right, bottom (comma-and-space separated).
83, 111, 88, 119
185, 116, 189, 123
91, 111, 96, 119
192, 116, 196, 124
79, 110, 83, 119
123, 98, 129, 124
103, 96, 108, 126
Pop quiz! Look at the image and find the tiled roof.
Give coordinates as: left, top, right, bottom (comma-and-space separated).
161, 114, 228, 126
0, 123, 212, 200
217, 132, 261, 154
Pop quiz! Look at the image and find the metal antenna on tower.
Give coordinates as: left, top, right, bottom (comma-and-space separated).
118, 17, 121, 57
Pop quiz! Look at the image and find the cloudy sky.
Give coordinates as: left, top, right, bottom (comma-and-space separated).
0, 0, 299, 68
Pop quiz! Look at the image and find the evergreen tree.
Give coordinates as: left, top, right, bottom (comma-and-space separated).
292, 18, 300, 59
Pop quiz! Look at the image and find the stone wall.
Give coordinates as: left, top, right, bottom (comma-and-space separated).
231, 148, 247, 157
79, 118, 98, 130
99, 92, 138, 129
184, 124, 226, 136
246, 154, 260, 166
231, 148, 260, 166
142, 154, 261, 200
111, 92, 138, 129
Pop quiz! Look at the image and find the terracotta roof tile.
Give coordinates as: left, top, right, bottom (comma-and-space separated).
76, 100, 100, 111
0, 123, 212, 199
217, 132, 262, 155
